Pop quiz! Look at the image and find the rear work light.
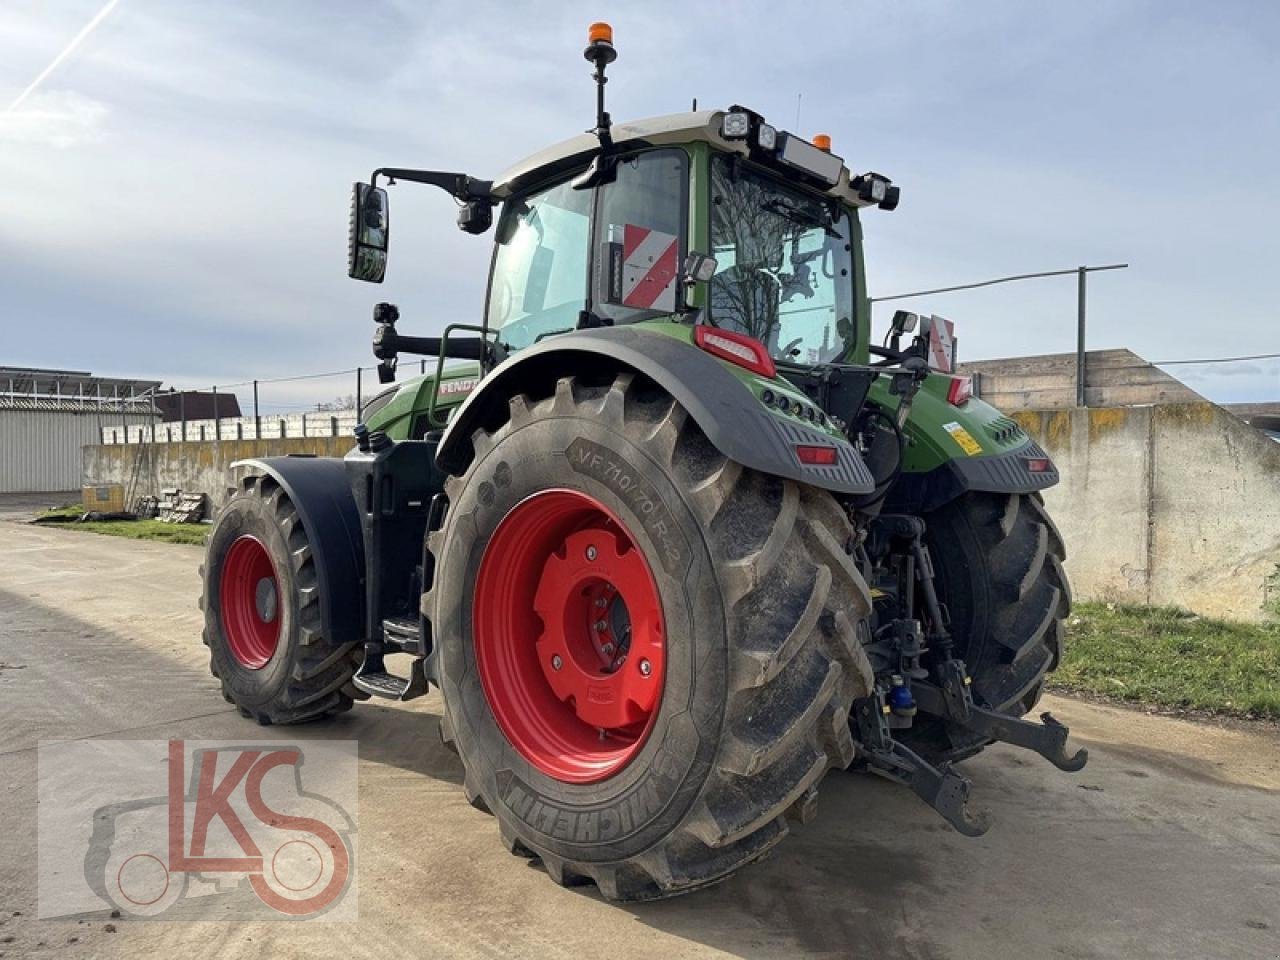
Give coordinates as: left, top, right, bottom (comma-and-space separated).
946, 376, 973, 406
694, 326, 776, 378
795, 444, 838, 466
1025, 457, 1053, 474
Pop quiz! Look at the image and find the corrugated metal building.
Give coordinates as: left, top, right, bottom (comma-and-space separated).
0, 367, 159, 493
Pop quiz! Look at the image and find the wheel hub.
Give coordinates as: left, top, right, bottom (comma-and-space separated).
473, 489, 666, 784
219, 535, 281, 670
532, 528, 660, 731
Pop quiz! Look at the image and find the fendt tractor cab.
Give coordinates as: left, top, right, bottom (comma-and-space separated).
202, 24, 1085, 901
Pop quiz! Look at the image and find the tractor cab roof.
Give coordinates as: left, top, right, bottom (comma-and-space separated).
491, 108, 894, 213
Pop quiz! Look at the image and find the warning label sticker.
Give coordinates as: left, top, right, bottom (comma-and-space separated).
942, 421, 983, 457
605, 224, 678, 313
928, 316, 956, 372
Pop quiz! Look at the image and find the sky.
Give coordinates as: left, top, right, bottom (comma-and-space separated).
2, 0, 1278, 412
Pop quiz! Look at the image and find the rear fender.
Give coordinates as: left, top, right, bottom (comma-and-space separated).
436, 326, 877, 496
875, 382, 1060, 514
230, 457, 365, 645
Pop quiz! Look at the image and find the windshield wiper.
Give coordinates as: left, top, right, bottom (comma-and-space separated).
762, 199, 822, 226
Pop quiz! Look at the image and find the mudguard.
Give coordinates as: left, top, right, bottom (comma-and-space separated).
865, 377, 1061, 514
230, 456, 366, 645
436, 326, 877, 496
886, 437, 1059, 514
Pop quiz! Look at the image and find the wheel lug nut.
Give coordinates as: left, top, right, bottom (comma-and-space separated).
595, 597, 607, 608
639, 658, 652, 677
585, 545, 598, 561
595, 620, 608, 632
601, 643, 614, 655
551, 655, 562, 671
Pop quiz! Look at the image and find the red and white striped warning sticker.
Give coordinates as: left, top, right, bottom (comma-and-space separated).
620, 224, 678, 312
928, 315, 956, 372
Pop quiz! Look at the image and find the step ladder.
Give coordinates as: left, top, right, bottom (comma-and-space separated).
351, 616, 429, 701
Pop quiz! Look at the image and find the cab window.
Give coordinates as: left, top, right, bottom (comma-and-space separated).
708, 154, 855, 364
592, 149, 687, 325
487, 179, 592, 350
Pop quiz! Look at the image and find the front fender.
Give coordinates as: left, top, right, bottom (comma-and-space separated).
229, 456, 366, 645
436, 326, 876, 496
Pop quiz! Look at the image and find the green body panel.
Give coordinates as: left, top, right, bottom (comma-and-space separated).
867, 374, 1026, 472
685, 142, 711, 312
849, 211, 872, 365
362, 363, 482, 440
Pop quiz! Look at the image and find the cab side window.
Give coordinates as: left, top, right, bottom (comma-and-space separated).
487, 179, 592, 350
593, 149, 687, 324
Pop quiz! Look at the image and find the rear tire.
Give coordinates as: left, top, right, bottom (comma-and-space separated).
900, 490, 1071, 763
200, 474, 362, 725
426, 372, 874, 900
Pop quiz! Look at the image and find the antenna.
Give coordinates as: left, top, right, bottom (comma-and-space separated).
584, 23, 617, 148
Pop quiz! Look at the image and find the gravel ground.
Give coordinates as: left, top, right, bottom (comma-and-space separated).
1, 514, 1277, 959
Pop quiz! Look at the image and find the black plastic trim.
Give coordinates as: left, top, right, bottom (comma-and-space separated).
885, 438, 1059, 514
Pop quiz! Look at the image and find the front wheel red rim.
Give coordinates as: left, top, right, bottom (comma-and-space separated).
219, 535, 281, 670
473, 489, 666, 784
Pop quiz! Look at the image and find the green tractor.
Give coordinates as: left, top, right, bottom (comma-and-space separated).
201, 24, 1084, 900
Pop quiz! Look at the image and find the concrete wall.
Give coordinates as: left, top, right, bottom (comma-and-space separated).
1013, 403, 1280, 622
81, 400, 1280, 623
961, 348, 1206, 411
82, 437, 353, 510
98, 411, 359, 445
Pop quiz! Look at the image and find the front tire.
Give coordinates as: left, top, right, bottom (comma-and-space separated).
200, 474, 362, 725
426, 372, 874, 900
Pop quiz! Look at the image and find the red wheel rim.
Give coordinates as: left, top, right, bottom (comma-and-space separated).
219, 535, 281, 670
473, 489, 666, 784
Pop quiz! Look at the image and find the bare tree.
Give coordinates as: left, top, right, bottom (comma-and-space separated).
316, 394, 357, 412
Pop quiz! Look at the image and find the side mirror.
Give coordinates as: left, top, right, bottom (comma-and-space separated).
348, 183, 389, 283
680, 251, 718, 312
682, 252, 719, 285
890, 309, 919, 335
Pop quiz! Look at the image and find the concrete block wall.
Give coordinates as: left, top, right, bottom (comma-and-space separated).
80, 400, 1280, 623
99, 412, 359, 445
82, 436, 354, 510
961, 349, 1205, 411
1013, 402, 1280, 622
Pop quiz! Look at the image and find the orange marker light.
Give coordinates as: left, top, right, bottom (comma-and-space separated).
812, 133, 832, 152
588, 22, 613, 44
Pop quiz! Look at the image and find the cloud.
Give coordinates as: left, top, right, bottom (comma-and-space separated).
0, 1, 1278, 406
0, 89, 108, 147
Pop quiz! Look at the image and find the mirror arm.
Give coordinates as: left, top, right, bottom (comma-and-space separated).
373, 326, 492, 362
370, 167, 493, 202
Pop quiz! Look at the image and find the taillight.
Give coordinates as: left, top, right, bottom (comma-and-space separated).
795, 444, 838, 466
946, 376, 973, 406
1025, 457, 1052, 473
694, 326, 776, 378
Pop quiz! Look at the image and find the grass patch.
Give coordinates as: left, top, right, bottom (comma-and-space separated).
38, 503, 90, 519
35, 505, 208, 546
1051, 601, 1280, 720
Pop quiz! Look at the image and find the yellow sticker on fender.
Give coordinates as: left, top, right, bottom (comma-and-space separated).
943, 421, 983, 456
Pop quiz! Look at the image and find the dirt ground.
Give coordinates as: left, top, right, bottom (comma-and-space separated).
1, 504, 1277, 959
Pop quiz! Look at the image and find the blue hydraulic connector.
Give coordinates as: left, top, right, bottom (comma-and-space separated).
887, 675, 917, 718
